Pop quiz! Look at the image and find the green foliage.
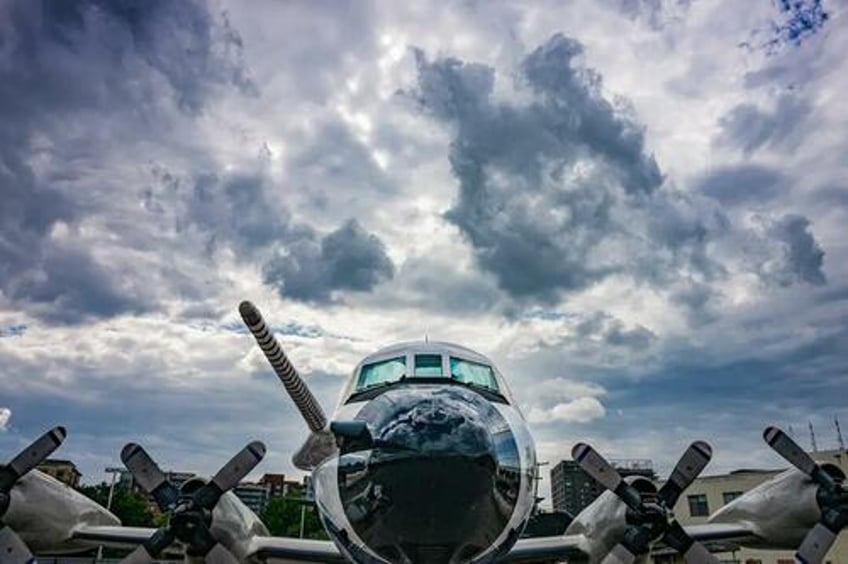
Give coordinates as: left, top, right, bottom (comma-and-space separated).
260, 490, 328, 539
77, 483, 157, 527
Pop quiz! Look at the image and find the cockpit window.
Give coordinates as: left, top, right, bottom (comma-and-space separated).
414, 354, 443, 377
357, 356, 406, 390
450, 357, 499, 391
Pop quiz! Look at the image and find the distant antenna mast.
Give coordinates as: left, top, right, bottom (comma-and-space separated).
836, 416, 846, 451
809, 421, 819, 453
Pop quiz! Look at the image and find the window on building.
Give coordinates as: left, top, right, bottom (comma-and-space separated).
722, 491, 743, 505
687, 494, 709, 517
414, 354, 443, 377
357, 357, 406, 390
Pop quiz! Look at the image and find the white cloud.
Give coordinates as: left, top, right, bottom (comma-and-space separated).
0, 408, 10, 431
527, 397, 607, 424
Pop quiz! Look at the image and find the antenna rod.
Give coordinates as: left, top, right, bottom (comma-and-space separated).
239, 301, 327, 433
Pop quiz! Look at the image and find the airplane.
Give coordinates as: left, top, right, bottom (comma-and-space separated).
1, 300, 846, 563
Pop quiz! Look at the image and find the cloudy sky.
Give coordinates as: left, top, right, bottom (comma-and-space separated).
1, 0, 846, 507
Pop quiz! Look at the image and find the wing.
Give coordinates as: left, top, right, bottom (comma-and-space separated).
684, 523, 761, 546
499, 535, 585, 562
72, 528, 345, 563
499, 523, 760, 562
70, 525, 157, 548
246, 537, 345, 563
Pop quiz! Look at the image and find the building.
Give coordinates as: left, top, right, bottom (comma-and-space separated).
163, 471, 197, 491
653, 448, 848, 564
37, 459, 82, 488
550, 458, 655, 515
259, 473, 288, 498
258, 472, 307, 499
233, 482, 272, 513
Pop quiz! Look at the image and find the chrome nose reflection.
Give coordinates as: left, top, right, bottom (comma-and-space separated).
336, 385, 522, 563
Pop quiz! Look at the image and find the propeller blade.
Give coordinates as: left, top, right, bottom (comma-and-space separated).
763, 427, 838, 490
663, 521, 719, 564
681, 540, 720, 564
763, 426, 818, 477
120, 545, 156, 564
205, 543, 242, 564
193, 441, 266, 510
121, 443, 179, 511
0, 426, 66, 491
120, 522, 178, 563
764, 427, 847, 563
795, 523, 838, 564
601, 543, 637, 564
572, 442, 642, 509
658, 441, 712, 508
0, 524, 35, 564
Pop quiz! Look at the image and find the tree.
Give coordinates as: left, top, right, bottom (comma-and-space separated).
260, 490, 328, 539
77, 483, 157, 527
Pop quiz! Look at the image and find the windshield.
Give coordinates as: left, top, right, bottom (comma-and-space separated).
356, 356, 406, 390
450, 357, 499, 391
414, 354, 443, 376
350, 352, 504, 401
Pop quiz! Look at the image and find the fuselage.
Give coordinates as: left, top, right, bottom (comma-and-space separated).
313, 342, 538, 563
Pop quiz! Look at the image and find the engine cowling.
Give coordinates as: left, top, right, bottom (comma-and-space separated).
4, 470, 119, 553
205, 487, 271, 560
565, 476, 656, 563
709, 467, 828, 549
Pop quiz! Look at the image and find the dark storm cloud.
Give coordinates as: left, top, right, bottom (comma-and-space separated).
264, 219, 395, 303
519, 37, 663, 195
0, 0, 254, 322
9, 244, 151, 324
717, 95, 810, 154
573, 312, 656, 350
696, 165, 786, 205
147, 162, 396, 304
321, 220, 395, 292
405, 35, 719, 302
407, 35, 829, 309
761, 214, 826, 286
372, 255, 504, 315
187, 171, 290, 253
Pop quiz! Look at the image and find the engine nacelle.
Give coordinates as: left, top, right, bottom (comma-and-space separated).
4, 470, 119, 553
208, 490, 271, 559
171, 476, 270, 561
565, 476, 656, 563
709, 466, 839, 549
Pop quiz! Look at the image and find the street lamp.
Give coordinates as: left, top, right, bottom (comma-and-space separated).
97, 466, 125, 561
104, 466, 124, 512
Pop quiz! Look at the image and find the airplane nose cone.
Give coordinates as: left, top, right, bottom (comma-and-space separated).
374, 389, 495, 457
336, 386, 523, 563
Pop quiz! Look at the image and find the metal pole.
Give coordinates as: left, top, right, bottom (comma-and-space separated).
299, 504, 307, 538
106, 469, 119, 511
98, 467, 123, 562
